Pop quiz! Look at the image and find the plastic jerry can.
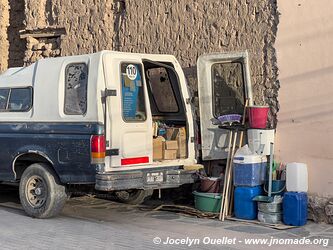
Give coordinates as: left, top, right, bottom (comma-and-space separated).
286, 163, 308, 192
234, 186, 263, 220
283, 192, 308, 226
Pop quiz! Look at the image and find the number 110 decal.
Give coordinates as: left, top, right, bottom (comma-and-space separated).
126, 64, 137, 80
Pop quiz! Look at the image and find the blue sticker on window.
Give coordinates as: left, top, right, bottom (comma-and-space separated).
122, 64, 141, 120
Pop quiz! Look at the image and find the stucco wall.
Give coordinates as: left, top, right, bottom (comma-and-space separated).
276, 0, 333, 198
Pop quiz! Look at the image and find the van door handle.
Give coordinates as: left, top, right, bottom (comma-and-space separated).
102, 89, 117, 103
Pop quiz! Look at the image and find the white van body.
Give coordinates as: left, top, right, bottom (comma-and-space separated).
0, 50, 252, 218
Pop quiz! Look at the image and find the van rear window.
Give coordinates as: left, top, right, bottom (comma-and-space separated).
0, 87, 32, 112
146, 67, 179, 113
64, 63, 88, 115
212, 62, 245, 117
121, 63, 146, 122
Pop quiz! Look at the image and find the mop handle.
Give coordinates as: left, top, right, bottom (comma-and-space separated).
268, 142, 274, 197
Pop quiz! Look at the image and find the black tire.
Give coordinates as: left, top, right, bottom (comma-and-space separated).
19, 163, 68, 218
116, 189, 153, 205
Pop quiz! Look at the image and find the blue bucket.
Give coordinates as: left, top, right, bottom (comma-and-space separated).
264, 180, 286, 196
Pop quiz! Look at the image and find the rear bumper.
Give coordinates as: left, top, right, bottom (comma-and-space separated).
95, 166, 199, 191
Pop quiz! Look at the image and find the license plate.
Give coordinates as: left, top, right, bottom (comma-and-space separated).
146, 172, 163, 183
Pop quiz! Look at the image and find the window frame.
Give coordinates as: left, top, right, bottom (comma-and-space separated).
211, 61, 246, 118
0, 87, 33, 113
64, 62, 89, 116
120, 62, 147, 123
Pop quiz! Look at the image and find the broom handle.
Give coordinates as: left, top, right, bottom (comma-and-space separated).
222, 130, 238, 221
227, 98, 249, 216
219, 130, 233, 221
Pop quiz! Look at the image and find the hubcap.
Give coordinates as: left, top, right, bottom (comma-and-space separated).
25, 176, 47, 208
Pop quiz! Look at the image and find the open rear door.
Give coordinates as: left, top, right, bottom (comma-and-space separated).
197, 51, 253, 160
103, 53, 153, 168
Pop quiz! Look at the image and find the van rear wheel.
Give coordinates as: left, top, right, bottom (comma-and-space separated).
116, 189, 153, 205
19, 163, 68, 218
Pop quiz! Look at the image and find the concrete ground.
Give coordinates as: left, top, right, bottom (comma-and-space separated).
0, 186, 331, 250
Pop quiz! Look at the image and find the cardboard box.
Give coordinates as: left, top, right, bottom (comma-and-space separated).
166, 127, 179, 140
166, 127, 187, 158
163, 149, 177, 160
177, 127, 187, 158
152, 122, 158, 137
165, 140, 178, 150
153, 136, 165, 160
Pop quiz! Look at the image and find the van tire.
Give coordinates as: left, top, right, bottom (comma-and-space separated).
116, 189, 153, 205
19, 163, 68, 218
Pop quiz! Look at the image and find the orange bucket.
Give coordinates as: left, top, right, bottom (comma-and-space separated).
248, 106, 269, 129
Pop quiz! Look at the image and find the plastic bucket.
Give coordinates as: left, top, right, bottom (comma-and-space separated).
193, 191, 221, 213
248, 106, 269, 129
264, 180, 286, 196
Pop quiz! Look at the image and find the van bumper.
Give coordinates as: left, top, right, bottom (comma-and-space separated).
95, 166, 200, 191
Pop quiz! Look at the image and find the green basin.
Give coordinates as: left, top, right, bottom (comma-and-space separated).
193, 191, 222, 213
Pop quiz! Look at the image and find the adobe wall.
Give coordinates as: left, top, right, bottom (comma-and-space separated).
0, 0, 9, 72
116, 0, 280, 125
21, 0, 280, 125
24, 0, 114, 58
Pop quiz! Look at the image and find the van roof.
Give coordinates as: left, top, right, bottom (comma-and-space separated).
0, 50, 177, 88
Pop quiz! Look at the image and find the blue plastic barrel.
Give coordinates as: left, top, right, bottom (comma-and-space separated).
234, 186, 263, 220
283, 192, 308, 226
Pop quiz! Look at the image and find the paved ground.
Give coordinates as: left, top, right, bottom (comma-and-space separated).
0, 186, 331, 250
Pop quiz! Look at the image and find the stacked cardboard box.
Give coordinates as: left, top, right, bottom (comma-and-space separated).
153, 136, 165, 160
164, 140, 178, 160
166, 127, 187, 158
152, 126, 187, 161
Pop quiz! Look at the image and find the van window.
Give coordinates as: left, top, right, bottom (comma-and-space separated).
64, 63, 88, 115
212, 62, 245, 117
0, 89, 9, 110
146, 67, 179, 113
0, 88, 32, 112
121, 63, 146, 122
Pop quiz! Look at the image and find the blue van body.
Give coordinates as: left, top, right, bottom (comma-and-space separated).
0, 122, 103, 183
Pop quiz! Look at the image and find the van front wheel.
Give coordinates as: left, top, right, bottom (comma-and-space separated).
19, 163, 68, 218
116, 189, 153, 205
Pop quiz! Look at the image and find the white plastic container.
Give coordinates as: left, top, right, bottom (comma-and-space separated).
286, 162, 308, 192
247, 129, 275, 155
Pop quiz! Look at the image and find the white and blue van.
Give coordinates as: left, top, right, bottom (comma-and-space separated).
0, 50, 252, 218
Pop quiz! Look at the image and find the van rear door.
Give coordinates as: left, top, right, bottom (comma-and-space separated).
103, 54, 153, 168
197, 51, 253, 160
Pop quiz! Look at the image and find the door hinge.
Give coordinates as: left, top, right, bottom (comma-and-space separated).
106, 149, 119, 156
